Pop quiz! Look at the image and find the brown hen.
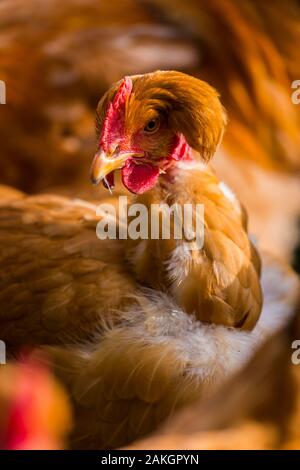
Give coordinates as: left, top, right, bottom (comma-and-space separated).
92, 71, 262, 329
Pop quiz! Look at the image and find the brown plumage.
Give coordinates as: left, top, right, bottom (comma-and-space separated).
145, 0, 300, 172
130, 297, 300, 450
42, 253, 299, 449
94, 71, 262, 329
129, 167, 261, 328
0, 188, 137, 349
0, 195, 297, 449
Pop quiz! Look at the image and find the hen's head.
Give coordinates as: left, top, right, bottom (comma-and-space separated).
91, 71, 226, 194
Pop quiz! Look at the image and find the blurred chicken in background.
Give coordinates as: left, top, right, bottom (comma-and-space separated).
0, 0, 198, 194
0, 358, 71, 449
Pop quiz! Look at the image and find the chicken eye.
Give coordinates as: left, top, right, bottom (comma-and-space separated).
144, 117, 160, 134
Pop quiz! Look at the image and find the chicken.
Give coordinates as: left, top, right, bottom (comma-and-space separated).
0, 70, 298, 449
0, 71, 260, 348
91, 71, 262, 329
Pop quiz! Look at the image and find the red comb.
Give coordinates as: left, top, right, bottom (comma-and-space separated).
113, 76, 133, 109
100, 77, 133, 151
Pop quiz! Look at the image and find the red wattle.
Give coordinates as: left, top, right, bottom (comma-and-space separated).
122, 160, 160, 194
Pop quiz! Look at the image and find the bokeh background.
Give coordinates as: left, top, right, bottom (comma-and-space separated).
0, 0, 300, 268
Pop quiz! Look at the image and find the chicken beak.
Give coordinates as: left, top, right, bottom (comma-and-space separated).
90, 149, 129, 186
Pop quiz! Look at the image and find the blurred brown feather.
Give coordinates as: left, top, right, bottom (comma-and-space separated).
0, 187, 137, 348
130, 297, 300, 450
41, 253, 299, 449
